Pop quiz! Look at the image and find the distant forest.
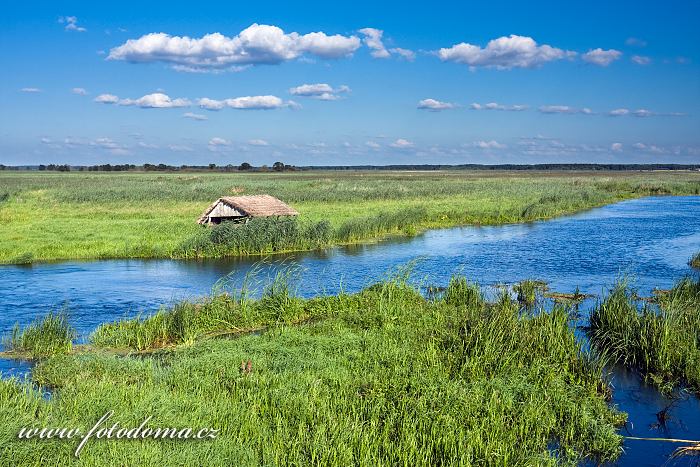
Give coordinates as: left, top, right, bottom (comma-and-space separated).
1, 162, 699, 172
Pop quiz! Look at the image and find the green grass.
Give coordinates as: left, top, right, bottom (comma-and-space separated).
690, 251, 700, 270
588, 277, 700, 393
0, 275, 625, 465
0, 170, 698, 262
3, 310, 76, 358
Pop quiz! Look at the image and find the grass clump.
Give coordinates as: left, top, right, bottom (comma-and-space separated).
690, 251, 700, 270
589, 278, 700, 393
174, 217, 332, 258
514, 279, 547, 307
3, 310, 76, 358
0, 275, 625, 464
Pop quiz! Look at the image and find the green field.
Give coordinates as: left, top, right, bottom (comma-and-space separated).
0, 274, 626, 465
1, 170, 699, 263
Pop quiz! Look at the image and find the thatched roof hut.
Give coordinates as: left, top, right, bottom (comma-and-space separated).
197, 195, 298, 225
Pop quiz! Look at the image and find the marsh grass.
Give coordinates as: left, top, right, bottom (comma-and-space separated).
3, 310, 75, 358
1, 170, 698, 262
514, 279, 548, 307
0, 273, 625, 465
690, 251, 700, 270
588, 277, 700, 393
174, 217, 332, 258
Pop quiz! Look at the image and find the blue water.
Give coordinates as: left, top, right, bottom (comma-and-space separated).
1, 195, 699, 465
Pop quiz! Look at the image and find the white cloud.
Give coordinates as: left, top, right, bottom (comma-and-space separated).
358, 28, 390, 58
390, 47, 415, 61
609, 108, 630, 116
582, 48, 622, 66
119, 93, 191, 108
538, 105, 594, 114
417, 98, 456, 111
94, 94, 119, 104
198, 95, 289, 110
108, 24, 361, 72
289, 83, 350, 100
20, 87, 42, 93
438, 35, 575, 69
633, 109, 653, 117
183, 112, 208, 120
611, 143, 623, 152
59, 16, 86, 32
168, 144, 194, 152
208, 137, 231, 146
470, 102, 528, 111
631, 55, 651, 65
248, 139, 269, 146
390, 138, 414, 148
71, 87, 88, 95
625, 37, 647, 47
365, 141, 381, 149
472, 140, 506, 149
632, 142, 667, 154
138, 142, 159, 149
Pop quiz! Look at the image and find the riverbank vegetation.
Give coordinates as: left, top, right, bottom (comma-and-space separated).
588, 277, 700, 393
0, 273, 625, 465
1, 170, 698, 263
690, 251, 700, 270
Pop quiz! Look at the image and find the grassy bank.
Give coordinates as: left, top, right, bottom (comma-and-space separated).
1, 170, 699, 263
0, 275, 625, 465
588, 276, 700, 393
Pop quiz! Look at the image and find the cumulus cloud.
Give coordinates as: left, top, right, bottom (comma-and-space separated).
608, 108, 630, 116
198, 95, 289, 110
94, 93, 119, 104
72, 87, 88, 95
438, 35, 575, 69
248, 139, 269, 146
417, 98, 456, 111
582, 48, 622, 66
168, 144, 194, 152
108, 24, 361, 72
288, 83, 350, 100
208, 137, 231, 146
365, 141, 381, 149
138, 142, 159, 149
358, 28, 390, 58
390, 47, 416, 61
390, 138, 414, 148
471, 140, 507, 149
119, 93, 191, 108
611, 143, 623, 152
59, 16, 86, 32
538, 105, 593, 115
183, 112, 207, 120
632, 142, 667, 154
21, 87, 42, 93
633, 109, 653, 117
470, 102, 528, 111
631, 55, 651, 65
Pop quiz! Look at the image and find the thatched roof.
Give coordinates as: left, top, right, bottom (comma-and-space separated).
198, 195, 298, 224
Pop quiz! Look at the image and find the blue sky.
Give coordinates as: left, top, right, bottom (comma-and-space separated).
1, 0, 699, 165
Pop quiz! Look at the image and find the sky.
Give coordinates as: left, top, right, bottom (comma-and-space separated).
1, 0, 699, 166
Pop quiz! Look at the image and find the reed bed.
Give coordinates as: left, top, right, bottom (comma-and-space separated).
3, 310, 76, 358
690, 251, 700, 270
1, 170, 698, 263
0, 274, 624, 465
588, 277, 700, 393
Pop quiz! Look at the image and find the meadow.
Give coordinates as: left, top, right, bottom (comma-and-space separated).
1, 170, 699, 263
0, 272, 626, 465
